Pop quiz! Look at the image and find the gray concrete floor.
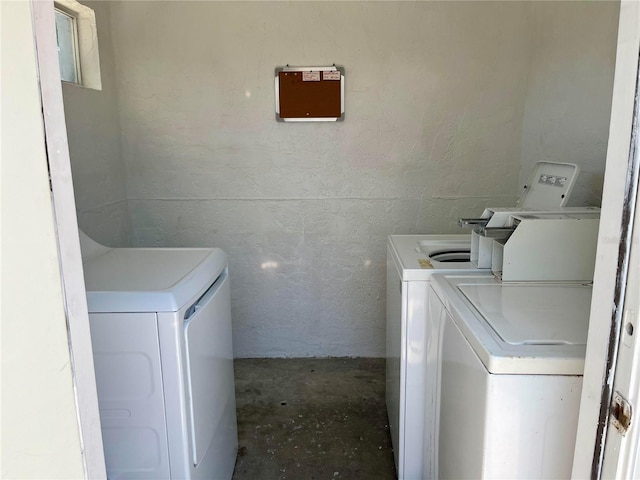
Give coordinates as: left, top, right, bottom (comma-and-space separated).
232, 358, 397, 480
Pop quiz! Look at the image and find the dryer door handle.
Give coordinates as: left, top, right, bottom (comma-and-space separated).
184, 268, 228, 321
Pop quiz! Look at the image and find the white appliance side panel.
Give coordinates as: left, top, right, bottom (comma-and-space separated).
477, 236, 495, 269
501, 219, 599, 282
424, 287, 449, 480
402, 280, 430, 480
89, 312, 171, 480
483, 374, 583, 479
156, 311, 191, 479
438, 308, 488, 480
385, 248, 402, 474
183, 272, 238, 480
79, 229, 111, 262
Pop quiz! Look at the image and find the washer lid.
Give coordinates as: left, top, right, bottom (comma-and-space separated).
84, 248, 227, 313
431, 274, 592, 375
459, 284, 591, 345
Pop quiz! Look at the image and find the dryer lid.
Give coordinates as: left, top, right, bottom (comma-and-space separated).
84, 247, 227, 313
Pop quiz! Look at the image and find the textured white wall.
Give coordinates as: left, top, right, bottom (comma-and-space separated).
62, 1, 130, 246
109, 1, 530, 357
519, 1, 619, 207
1, 2, 86, 476
62, 1, 618, 357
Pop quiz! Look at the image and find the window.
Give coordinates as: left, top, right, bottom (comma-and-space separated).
53, 0, 102, 90
55, 8, 80, 84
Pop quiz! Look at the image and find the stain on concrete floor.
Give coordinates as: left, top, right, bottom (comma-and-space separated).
232, 358, 396, 480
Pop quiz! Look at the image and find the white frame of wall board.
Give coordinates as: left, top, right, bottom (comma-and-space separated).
31, 1, 106, 478
27, 0, 635, 477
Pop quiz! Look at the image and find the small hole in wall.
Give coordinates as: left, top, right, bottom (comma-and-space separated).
310, 369, 315, 372
280, 401, 287, 406
626, 323, 634, 336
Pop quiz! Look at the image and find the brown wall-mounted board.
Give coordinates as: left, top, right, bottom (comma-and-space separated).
275, 67, 344, 121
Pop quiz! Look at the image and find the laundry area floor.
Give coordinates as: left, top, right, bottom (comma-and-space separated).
232, 358, 396, 480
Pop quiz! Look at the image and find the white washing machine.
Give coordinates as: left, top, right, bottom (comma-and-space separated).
386, 163, 585, 479
80, 233, 238, 480
387, 209, 599, 479
386, 234, 488, 480
429, 274, 591, 479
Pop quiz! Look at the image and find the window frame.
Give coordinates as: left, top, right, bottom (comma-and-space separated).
53, 0, 102, 91
54, 5, 82, 85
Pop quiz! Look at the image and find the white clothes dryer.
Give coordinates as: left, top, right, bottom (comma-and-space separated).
429, 274, 591, 479
81, 233, 238, 480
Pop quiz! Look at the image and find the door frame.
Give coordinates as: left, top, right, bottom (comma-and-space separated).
30, 0, 637, 478
31, 1, 106, 477
571, 2, 640, 477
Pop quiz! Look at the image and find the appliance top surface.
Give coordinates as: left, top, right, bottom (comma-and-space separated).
83, 247, 227, 313
458, 283, 592, 346
388, 235, 480, 281
509, 211, 601, 221
431, 274, 592, 375
484, 206, 600, 214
